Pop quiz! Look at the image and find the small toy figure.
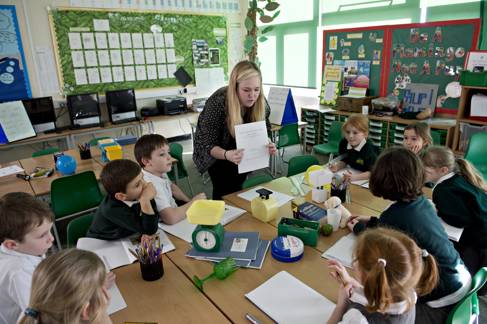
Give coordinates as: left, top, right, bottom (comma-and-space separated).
323, 196, 352, 228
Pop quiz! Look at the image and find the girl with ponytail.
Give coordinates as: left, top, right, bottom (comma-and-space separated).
327, 227, 439, 324
422, 146, 487, 294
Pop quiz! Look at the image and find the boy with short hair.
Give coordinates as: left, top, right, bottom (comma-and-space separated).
0, 192, 54, 324
134, 134, 206, 225
87, 159, 159, 240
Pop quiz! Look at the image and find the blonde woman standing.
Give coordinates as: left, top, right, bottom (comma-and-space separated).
19, 249, 111, 324
193, 60, 277, 199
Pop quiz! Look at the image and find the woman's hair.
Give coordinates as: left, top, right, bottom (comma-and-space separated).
422, 146, 487, 193
19, 249, 107, 324
369, 147, 424, 201
354, 227, 438, 313
226, 60, 265, 137
342, 114, 369, 135
404, 122, 433, 147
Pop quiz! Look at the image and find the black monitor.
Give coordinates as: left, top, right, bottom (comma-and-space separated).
66, 92, 101, 128
22, 96, 56, 133
105, 89, 138, 124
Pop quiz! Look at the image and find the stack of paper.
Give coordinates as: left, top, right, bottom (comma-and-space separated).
246, 271, 335, 323
321, 233, 356, 268
238, 186, 294, 206
186, 231, 270, 269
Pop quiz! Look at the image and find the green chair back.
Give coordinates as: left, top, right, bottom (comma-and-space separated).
89, 137, 111, 146
50, 171, 103, 219
242, 174, 273, 189
66, 213, 94, 248
313, 121, 343, 156
287, 155, 320, 177
277, 123, 300, 149
431, 130, 442, 145
464, 132, 487, 179
167, 142, 189, 180
446, 267, 487, 324
32, 147, 60, 157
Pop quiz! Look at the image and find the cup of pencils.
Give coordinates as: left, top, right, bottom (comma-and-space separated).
135, 238, 164, 281
78, 143, 91, 160
330, 174, 348, 203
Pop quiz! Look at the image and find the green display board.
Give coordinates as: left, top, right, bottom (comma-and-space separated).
50, 9, 228, 95
323, 28, 385, 96
388, 22, 477, 111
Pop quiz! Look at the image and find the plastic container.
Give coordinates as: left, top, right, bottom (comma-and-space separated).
277, 218, 320, 247
271, 235, 304, 262
187, 200, 225, 225
460, 71, 487, 87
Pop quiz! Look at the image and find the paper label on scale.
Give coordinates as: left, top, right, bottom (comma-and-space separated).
231, 238, 248, 252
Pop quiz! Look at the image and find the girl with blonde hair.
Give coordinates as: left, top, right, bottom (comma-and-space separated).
327, 227, 438, 324
19, 249, 111, 324
193, 60, 277, 199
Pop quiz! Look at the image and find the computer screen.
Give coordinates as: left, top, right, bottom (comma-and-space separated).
22, 96, 56, 125
105, 89, 137, 114
67, 93, 100, 119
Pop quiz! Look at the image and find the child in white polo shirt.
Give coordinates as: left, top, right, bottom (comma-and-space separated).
134, 134, 206, 224
0, 192, 54, 324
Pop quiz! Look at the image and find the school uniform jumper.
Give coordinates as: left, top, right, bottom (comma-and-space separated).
433, 172, 487, 283
87, 195, 159, 240
338, 138, 378, 172
193, 86, 271, 200
0, 245, 43, 324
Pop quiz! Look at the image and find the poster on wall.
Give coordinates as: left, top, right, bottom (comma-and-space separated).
0, 5, 31, 102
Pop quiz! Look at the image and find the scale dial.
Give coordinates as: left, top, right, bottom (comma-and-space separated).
195, 230, 217, 250
192, 223, 224, 252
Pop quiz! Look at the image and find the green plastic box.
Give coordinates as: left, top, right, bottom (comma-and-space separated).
277, 218, 320, 247
460, 71, 487, 86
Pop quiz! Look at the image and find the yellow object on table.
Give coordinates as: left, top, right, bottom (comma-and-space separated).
105, 144, 123, 161
187, 200, 225, 225
251, 188, 279, 223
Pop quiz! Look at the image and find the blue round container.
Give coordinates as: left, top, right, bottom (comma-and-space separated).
271, 235, 304, 263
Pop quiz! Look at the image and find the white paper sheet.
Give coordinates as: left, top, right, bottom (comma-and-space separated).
100, 67, 112, 83
84, 50, 98, 67
154, 33, 165, 47
323, 81, 338, 102
97, 50, 110, 66
112, 66, 124, 82
321, 233, 356, 268
166, 49, 176, 63
135, 65, 147, 80
146, 65, 157, 80
237, 186, 293, 207
133, 49, 145, 65
68, 32, 82, 49
143, 33, 154, 48
167, 63, 177, 76
71, 51, 85, 67
235, 121, 269, 174
93, 19, 110, 31
131, 33, 143, 48
122, 49, 134, 65
107, 284, 126, 315
74, 68, 88, 85
268, 87, 290, 125
164, 33, 174, 47
157, 64, 168, 79
87, 67, 100, 84
156, 49, 166, 63
95, 32, 108, 49
82, 32, 95, 49
245, 271, 335, 323
0, 165, 24, 177
110, 50, 122, 65
145, 49, 156, 64
120, 33, 132, 48
440, 218, 464, 242
0, 101, 36, 142
108, 33, 120, 48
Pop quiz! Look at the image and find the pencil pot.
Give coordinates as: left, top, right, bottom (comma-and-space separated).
139, 256, 164, 281
79, 149, 92, 160
330, 188, 347, 203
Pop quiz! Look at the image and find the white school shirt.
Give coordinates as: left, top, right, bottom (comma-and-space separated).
0, 244, 43, 324
142, 169, 177, 211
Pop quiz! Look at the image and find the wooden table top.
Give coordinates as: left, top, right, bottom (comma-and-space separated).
0, 161, 34, 197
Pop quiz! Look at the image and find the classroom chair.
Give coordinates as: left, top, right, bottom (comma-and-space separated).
313, 121, 343, 162
32, 147, 60, 157
242, 174, 273, 189
167, 142, 194, 196
464, 132, 487, 180
50, 171, 104, 250
430, 130, 442, 145
287, 155, 320, 177
446, 267, 487, 324
275, 123, 301, 174
66, 213, 94, 248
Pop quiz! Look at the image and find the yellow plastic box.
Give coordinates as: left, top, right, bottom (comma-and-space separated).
187, 200, 225, 225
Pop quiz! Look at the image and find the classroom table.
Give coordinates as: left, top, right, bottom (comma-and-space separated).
0, 161, 34, 197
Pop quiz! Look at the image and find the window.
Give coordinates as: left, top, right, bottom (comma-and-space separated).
259, 36, 277, 84
322, 0, 406, 13
258, 0, 313, 25
421, 0, 480, 7
284, 33, 309, 87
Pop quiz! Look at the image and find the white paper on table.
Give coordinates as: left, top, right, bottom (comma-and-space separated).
110, 50, 122, 65
112, 67, 124, 82
166, 49, 176, 63
95, 32, 108, 49
0, 101, 35, 142
82, 32, 95, 49
143, 33, 154, 48
146, 65, 157, 80
156, 49, 166, 63
159, 205, 246, 242
99, 67, 112, 83
332, 166, 368, 186
195, 67, 225, 96
133, 49, 145, 65
135, 65, 147, 80
74, 68, 87, 85
0, 165, 24, 177
71, 51, 85, 67
238, 186, 293, 207
97, 50, 110, 66
84, 50, 98, 67
440, 218, 464, 242
167, 63, 177, 76
321, 233, 356, 268
145, 49, 156, 64
235, 121, 269, 174
93, 19, 110, 31
122, 49, 134, 65
268, 87, 290, 125
108, 33, 120, 48
120, 33, 132, 48
157, 64, 168, 79
164, 33, 174, 47
245, 271, 335, 323
131, 33, 143, 48
154, 33, 165, 47
87, 67, 100, 84
68, 32, 82, 49
107, 284, 126, 315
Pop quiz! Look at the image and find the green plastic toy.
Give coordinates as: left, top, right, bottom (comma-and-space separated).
193, 257, 238, 291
